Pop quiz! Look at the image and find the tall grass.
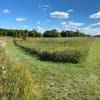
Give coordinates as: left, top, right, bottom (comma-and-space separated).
14, 37, 94, 63
0, 48, 35, 100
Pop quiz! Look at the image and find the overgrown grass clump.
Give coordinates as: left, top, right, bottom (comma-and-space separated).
0, 48, 35, 100
14, 37, 94, 63
39, 50, 82, 63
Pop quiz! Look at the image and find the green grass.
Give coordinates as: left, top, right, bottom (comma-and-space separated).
5, 37, 100, 99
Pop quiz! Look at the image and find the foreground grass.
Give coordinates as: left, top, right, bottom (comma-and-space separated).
0, 44, 35, 100
6, 38, 100, 99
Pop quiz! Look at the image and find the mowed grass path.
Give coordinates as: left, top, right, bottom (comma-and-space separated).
6, 38, 100, 100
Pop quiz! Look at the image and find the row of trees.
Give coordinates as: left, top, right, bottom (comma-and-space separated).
0, 28, 87, 40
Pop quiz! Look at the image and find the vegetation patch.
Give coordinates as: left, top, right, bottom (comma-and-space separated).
14, 37, 94, 63
0, 48, 35, 100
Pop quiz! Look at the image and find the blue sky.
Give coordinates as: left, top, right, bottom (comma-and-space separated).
0, 0, 100, 35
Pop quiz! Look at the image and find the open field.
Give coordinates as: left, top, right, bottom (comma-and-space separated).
0, 0, 100, 99
0, 37, 100, 100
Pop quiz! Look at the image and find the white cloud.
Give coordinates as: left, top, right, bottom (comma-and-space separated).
16, 17, 27, 22
61, 22, 66, 25
22, 25, 28, 29
88, 22, 100, 28
80, 22, 100, 35
81, 27, 100, 35
61, 21, 84, 27
3, 9, 11, 14
36, 27, 44, 33
90, 11, 100, 19
68, 22, 84, 27
38, 5, 49, 11
60, 21, 84, 32
67, 9, 74, 13
60, 21, 100, 35
92, 22, 100, 26
50, 11, 69, 19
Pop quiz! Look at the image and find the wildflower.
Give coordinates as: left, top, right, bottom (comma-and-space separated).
3, 70, 6, 75
2, 66, 5, 70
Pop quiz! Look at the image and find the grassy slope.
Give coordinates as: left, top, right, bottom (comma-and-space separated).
6, 38, 100, 100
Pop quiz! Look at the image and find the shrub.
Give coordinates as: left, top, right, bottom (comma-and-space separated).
39, 50, 82, 63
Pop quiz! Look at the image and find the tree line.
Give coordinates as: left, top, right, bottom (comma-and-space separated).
0, 28, 87, 40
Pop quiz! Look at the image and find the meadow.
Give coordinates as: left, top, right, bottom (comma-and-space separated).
15, 37, 94, 63
0, 37, 100, 100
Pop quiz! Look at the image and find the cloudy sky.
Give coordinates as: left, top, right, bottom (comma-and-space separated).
0, 0, 100, 35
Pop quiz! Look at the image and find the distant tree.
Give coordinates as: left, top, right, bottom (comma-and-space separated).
50, 29, 60, 37
28, 31, 34, 37
94, 35, 100, 37
0, 28, 87, 38
74, 29, 80, 37
21, 30, 28, 40
60, 30, 86, 37
68, 31, 74, 37
35, 32, 42, 37
60, 31, 66, 37
43, 29, 60, 37
29, 29, 42, 37
0, 29, 3, 36
43, 30, 51, 37
60, 31, 71, 37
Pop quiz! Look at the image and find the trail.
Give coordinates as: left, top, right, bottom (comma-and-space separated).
85, 38, 100, 76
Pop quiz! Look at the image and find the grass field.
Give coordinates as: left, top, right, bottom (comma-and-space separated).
1, 37, 100, 99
